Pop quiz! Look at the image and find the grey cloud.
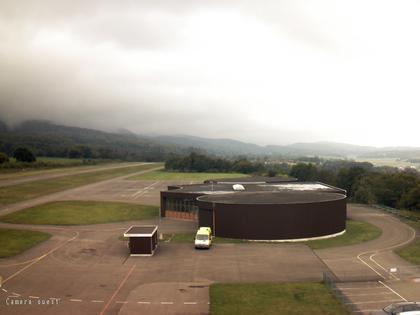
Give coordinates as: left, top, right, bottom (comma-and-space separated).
0, 1, 419, 147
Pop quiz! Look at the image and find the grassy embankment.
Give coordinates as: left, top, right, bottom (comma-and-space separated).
396, 240, 420, 265
306, 220, 382, 250
127, 170, 248, 181
0, 201, 158, 225
393, 209, 420, 265
0, 163, 162, 206
159, 220, 381, 248
0, 228, 51, 258
375, 206, 420, 264
210, 283, 350, 315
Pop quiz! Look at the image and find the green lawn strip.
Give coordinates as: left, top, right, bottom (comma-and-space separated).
0, 162, 121, 180
160, 233, 247, 244
0, 228, 51, 258
305, 220, 382, 250
0, 163, 162, 206
155, 220, 381, 248
396, 239, 420, 265
210, 282, 350, 315
0, 201, 159, 225
127, 170, 248, 181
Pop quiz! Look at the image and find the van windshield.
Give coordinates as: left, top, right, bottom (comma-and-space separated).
196, 234, 209, 241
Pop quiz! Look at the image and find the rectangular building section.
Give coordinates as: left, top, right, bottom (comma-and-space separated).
124, 225, 158, 256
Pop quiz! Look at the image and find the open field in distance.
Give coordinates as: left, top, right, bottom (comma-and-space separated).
355, 157, 419, 169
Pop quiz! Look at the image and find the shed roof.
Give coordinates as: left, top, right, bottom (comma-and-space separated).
124, 225, 158, 237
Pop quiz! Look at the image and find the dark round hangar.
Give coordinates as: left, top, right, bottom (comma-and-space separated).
196, 191, 347, 241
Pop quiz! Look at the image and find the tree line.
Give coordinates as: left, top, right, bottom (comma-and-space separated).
290, 161, 420, 211
165, 153, 420, 212
165, 152, 268, 174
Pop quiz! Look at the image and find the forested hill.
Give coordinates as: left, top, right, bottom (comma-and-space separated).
0, 120, 191, 161
1, 120, 420, 161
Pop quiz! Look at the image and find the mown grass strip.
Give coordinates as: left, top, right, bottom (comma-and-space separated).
396, 239, 420, 265
161, 233, 247, 244
210, 282, 350, 315
127, 170, 248, 181
306, 220, 382, 250
0, 163, 162, 206
159, 220, 381, 248
0, 228, 51, 258
0, 201, 159, 225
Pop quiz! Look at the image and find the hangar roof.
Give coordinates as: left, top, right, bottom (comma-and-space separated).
167, 182, 345, 195
203, 176, 296, 184
197, 191, 346, 205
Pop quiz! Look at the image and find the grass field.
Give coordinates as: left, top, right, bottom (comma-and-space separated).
0, 157, 111, 174
157, 220, 381, 248
163, 233, 248, 244
127, 170, 248, 181
0, 163, 162, 206
0, 228, 51, 257
355, 158, 419, 169
210, 283, 350, 315
306, 220, 382, 250
0, 201, 159, 225
396, 240, 420, 265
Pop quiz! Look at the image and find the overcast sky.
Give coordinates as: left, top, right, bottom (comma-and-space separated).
0, 0, 419, 147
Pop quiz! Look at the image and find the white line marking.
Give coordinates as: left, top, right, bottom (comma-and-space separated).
137, 301, 151, 304
335, 287, 384, 290
161, 301, 174, 305
184, 302, 198, 305
370, 253, 400, 281
1, 288, 7, 293
378, 281, 408, 302
91, 300, 104, 303
115, 301, 128, 304
131, 182, 158, 198
11, 292, 20, 297
355, 214, 417, 281
357, 252, 386, 279
29, 296, 40, 299
70, 299, 83, 302
345, 292, 394, 297
345, 299, 402, 305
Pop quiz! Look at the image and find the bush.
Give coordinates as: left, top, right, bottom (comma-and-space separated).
13, 147, 36, 163
0, 152, 9, 164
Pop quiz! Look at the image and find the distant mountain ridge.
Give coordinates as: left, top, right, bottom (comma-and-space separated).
1, 120, 419, 159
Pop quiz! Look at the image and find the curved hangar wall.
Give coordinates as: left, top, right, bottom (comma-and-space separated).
197, 192, 346, 241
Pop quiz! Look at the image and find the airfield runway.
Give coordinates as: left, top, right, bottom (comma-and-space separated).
0, 170, 419, 315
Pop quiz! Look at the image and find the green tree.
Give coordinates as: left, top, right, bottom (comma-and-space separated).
289, 163, 318, 181
399, 184, 420, 211
0, 152, 9, 164
13, 147, 36, 163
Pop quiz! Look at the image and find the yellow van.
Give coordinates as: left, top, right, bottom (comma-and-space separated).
194, 227, 212, 249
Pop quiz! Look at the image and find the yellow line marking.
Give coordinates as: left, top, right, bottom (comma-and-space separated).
98, 264, 136, 315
